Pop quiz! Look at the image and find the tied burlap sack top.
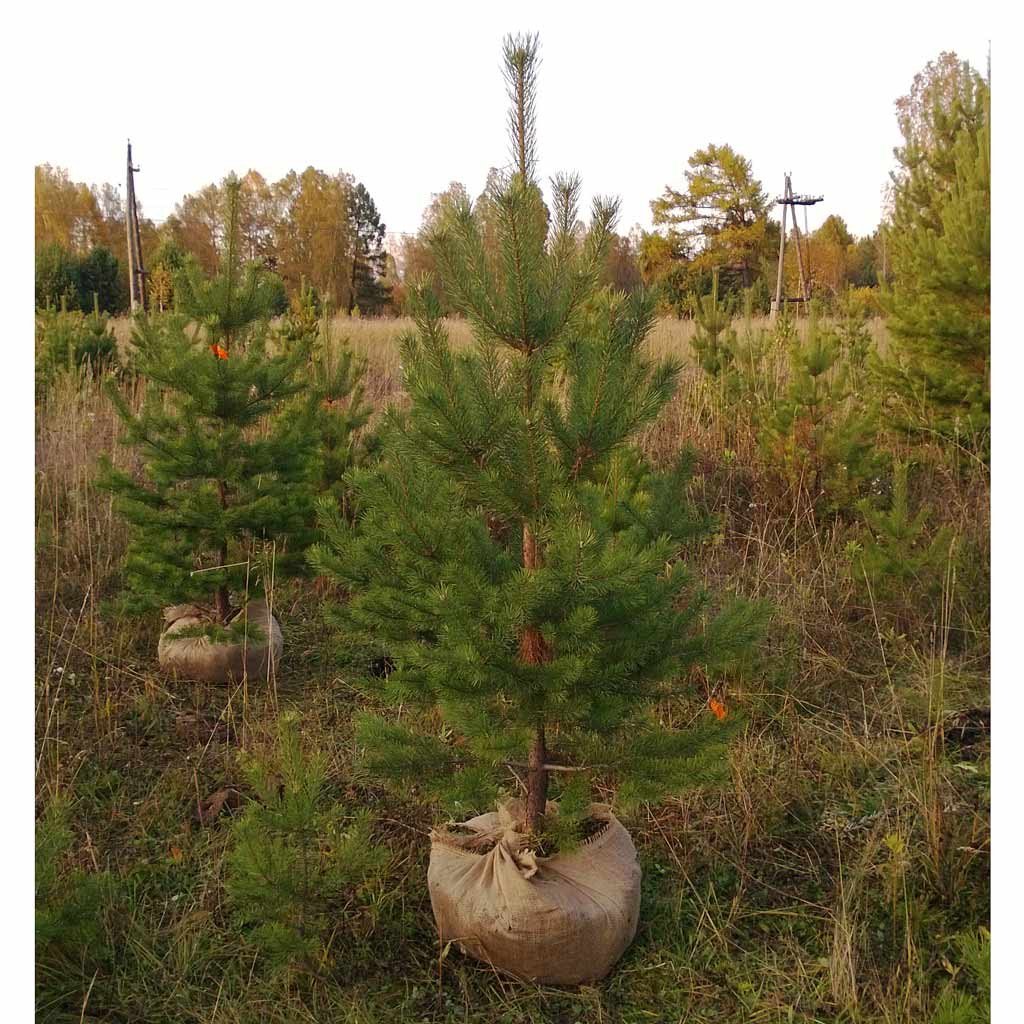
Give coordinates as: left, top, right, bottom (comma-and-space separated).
157, 599, 282, 683
428, 799, 641, 985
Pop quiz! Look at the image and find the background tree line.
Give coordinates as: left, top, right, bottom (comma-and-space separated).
35, 165, 394, 317
392, 153, 887, 320
35, 50, 978, 325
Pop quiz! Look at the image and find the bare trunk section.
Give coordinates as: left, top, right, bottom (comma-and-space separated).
216, 480, 231, 623
520, 522, 550, 834
526, 725, 548, 834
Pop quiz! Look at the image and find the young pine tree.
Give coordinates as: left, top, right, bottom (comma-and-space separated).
35, 294, 119, 397
283, 302, 379, 521
311, 35, 764, 837
225, 715, 385, 975
36, 798, 116, 1006
855, 460, 954, 619
100, 178, 318, 627
690, 268, 736, 378
760, 307, 879, 514
877, 59, 990, 450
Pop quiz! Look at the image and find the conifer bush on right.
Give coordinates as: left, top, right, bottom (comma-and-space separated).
311, 32, 766, 983
876, 57, 990, 451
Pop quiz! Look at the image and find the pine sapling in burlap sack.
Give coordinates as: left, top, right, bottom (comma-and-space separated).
312, 34, 765, 986
429, 801, 640, 985
100, 179, 372, 679
158, 599, 283, 684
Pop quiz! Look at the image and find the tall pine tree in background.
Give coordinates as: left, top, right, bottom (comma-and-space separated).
312, 35, 764, 836
347, 183, 391, 315
879, 55, 990, 450
101, 177, 318, 626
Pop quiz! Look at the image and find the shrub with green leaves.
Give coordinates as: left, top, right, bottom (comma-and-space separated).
224, 716, 386, 974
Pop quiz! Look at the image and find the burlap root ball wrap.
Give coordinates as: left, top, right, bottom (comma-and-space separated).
157, 599, 283, 684
427, 800, 641, 985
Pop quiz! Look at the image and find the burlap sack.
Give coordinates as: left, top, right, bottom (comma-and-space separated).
157, 599, 282, 683
428, 800, 641, 985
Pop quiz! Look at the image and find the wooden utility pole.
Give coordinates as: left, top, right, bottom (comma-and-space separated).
771, 173, 823, 319
773, 191, 788, 319
125, 141, 148, 311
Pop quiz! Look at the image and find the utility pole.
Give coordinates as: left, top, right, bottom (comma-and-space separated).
771, 173, 823, 319
125, 141, 148, 311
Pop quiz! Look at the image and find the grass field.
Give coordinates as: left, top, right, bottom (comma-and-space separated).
37, 313, 989, 1023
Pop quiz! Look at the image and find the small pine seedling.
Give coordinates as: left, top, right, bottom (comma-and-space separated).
224, 715, 386, 975
36, 798, 116, 995
35, 294, 119, 397
759, 306, 880, 514
690, 268, 737, 378
856, 460, 955, 617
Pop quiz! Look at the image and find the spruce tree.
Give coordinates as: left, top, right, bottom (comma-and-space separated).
100, 177, 318, 626
312, 35, 764, 836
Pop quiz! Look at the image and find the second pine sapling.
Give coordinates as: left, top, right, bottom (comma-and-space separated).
101, 177, 319, 630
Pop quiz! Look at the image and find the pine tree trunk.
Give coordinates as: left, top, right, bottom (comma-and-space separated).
215, 582, 230, 623
520, 522, 549, 834
216, 480, 231, 623
526, 725, 548, 834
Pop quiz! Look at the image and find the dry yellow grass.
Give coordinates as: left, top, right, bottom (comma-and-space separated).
36, 308, 988, 1024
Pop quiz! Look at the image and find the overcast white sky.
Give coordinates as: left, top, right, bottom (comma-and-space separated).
25, 0, 992, 241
